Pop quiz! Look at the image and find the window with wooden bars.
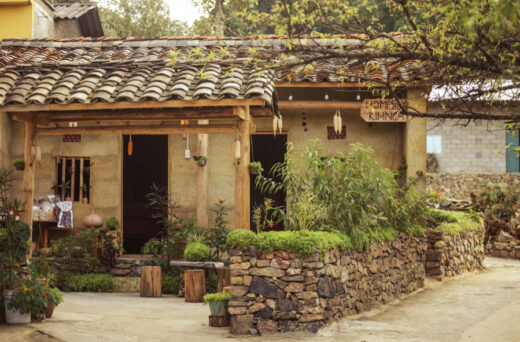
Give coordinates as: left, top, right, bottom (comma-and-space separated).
56, 157, 91, 203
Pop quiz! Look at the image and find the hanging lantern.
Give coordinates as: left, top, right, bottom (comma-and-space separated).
234, 139, 241, 161
128, 134, 133, 156
333, 110, 338, 134
337, 110, 342, 134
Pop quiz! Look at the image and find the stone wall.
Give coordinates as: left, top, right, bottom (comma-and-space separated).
47, 257, 105, 274
226, 234, 427, 335
427, 173, 520, 199
486, 231, 520, 260
425, 230, 485, 279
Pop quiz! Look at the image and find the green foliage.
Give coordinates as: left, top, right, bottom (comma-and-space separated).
53, 272, 114, 292
252, 198, 284, 233
183, 242, 211, 262
476, 182, 520, 221
256, 142, 427, 249
98, 217, 121, 272
50, 229, 100, 258
227, 230, 354, 257
45, 287, 63, 306
98, 0, 187, 37
141, 238, 170, 267
161, 275, 181, 294
206, 201, 229, 261
428, 209, 483, 235
7, 277, 47, 315
203, 291, 231, 304
249, 161, 264, 173
208, 273, 218, 294
11, 159, 24, 169
105, 217, 120, 230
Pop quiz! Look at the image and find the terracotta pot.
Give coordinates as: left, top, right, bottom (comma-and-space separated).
44, 301, 56, 319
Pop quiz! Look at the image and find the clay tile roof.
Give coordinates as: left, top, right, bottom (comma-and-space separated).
0, 36, 430, 107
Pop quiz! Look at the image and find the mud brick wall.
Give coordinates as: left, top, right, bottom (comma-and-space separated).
226, 234, 427, 335
425, 230, 485, 279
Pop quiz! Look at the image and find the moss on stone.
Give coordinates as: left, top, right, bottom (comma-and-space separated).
428, 209, 483, 235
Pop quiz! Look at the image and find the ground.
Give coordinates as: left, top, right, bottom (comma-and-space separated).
1, 257, 519, 342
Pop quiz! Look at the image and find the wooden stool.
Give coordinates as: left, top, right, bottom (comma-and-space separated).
140, 266, 161, 297
184, 269, 205, 302
209, 314, 229, 327
216, 267, 231, 293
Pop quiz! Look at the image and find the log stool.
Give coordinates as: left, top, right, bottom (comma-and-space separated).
216, 267, 231, 293
209, 314, 229, 327
184, 269, 205, 302
140, 266, 161, 297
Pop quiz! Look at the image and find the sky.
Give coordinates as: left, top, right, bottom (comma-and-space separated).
166, 0, 202, 24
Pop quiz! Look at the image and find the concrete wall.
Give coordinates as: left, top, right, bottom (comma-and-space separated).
32, 0, 54, 39
54, 20, 82, 39
427, 106, 507, 173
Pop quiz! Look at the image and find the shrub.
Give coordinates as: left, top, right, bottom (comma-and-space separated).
203, 292, 231, 303
428, 209, 483, 235
227, 230, 354, 257
208, 273, 218, 294
53, 272, 113, 292
161, 275, 181, 294
183, 242, 211, 261
256, 141, 427, 249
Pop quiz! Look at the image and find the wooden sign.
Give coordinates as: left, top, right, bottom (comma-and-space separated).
360, 99, 407, 122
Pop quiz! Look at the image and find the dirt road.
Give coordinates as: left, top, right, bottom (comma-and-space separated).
0, 257, 518, 342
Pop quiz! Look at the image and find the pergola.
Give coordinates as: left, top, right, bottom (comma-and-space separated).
3, 97, 275, 239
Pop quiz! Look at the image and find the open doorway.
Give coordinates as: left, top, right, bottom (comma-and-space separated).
122, 135, 168, 254
250, 134, 287, 231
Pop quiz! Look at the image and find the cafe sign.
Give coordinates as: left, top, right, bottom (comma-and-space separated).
360, 99, 407, 122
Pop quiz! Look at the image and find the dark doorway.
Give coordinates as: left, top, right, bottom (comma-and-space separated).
123, 135, 168, 254
250, 134, 287, 231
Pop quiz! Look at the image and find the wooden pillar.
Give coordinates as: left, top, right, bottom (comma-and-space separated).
404, 88, 427, 189
21, 115, 36, 250
235, 106, 250, 229
196, 120, 209, 228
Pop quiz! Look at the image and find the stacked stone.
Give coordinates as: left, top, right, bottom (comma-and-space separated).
486, 231, 520, 260
111, 257, 148, 277
48, 256, 104, 274
227, 233, 427, 335
425, 230, 485, 279
427, 173, 520, 200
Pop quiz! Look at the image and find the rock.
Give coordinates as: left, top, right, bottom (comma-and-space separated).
434, 241, 446, 249
230, 314, 254, 334
286, 268, 302, 276
295, 291, 318, 300
231, 276, 243, 285
228, 306, 247, 315
248, 303, 265, 313
324, 264, 341, 278
229, 256, 242, 263
250, 277, 284, 298
243, 275, 252, 286
265, 298, 276, 310
230, 262, 251, 270
277, 298, 296, 311
498, 231, 515, 243
274, 251, 290, 260
272, 311, 297, 320
281, 275, 304, 282
228, 300, 248, 307
250, 267, 286, 278
298, 313, 324, 323
228, 286, 249, 297
494, 242, 508, 250
317, 277, 335, 298
255, 306, 273, 319
111, 268, 131, 276
303, 261, 324, 269
256, 259, 271, 267
285, 282, 304, 293
257, 319, 277, 335
271, 259, 291, 270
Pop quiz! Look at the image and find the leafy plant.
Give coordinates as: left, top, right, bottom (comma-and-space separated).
161, 275, 181, 294
52, 272, 114, 292
203, 292, 231, 304
50, 229, 100, 258
249, 161, 264, 173
6, 277, 47, 315
252, 198, 285, 233
11, 159, 24, 170
183, 242, 210, 262
99, 217, 121, 272
205, 200, 229, 260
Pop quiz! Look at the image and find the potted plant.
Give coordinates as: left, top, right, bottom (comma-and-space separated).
11, 159, 25, 171
193, 155, 207, 167
4, 276, 48, 324
43, 287, 63, 318
249, 161, 263, 175
203, 292, 231, 316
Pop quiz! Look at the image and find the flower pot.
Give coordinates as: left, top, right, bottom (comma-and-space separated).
208, 300, 228, 316
4, 291, 30, 324
44, 300, 56, 319
15, 165, 24, 171
249, 167, 259, 175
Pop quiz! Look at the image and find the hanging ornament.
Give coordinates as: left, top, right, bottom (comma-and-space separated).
278, 116, 283, 134
273, 116, 278, 136
128, 134, 133, 156
337, 110, 343, 134
333, 110, 339, 134
234, 139, 241, 161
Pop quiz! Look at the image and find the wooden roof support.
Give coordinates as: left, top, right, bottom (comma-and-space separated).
35, 124, 236, 135
196, 120, 209, 228
21, 114, 36, 257
276, 82, 366, 88
235, 106, 251, 229
2, 98, 266, 113
278, 101, 362, 109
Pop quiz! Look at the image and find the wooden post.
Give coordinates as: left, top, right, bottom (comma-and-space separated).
140, 266, 162, 297
196, 120, 209, 228
404, 89, 427, 189
184, 269, 206, 302
235, 106, 251, 229
216, 267, 231, 293
21, 115, 36, 254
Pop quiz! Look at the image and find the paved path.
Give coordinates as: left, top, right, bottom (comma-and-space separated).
1, 257, 519, 342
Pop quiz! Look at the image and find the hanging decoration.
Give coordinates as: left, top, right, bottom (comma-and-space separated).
301, 111, 308, 132
234, 139, 241, 161
127, 121, 133, 156
333, 109, 343, 134
272, 115, 283, 136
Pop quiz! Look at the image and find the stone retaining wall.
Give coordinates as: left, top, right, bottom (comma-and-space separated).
111, 257, 149, 277
427, 173, 520, 199
486, 231, 520, 260
226, 234, 427, 335
425, 230, 485, 279
48, 256, 105, 274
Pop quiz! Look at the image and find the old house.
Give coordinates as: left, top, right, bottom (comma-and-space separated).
0, 36, 427, 253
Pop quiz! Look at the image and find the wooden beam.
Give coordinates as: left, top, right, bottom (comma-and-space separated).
35, 124, 236, 135
21, 115, 36, 256
196, 120, 209, 228
235, 106, 251, 229
278, 101, 362, 109
276, 82, 366, 88
2, 99, 266, 112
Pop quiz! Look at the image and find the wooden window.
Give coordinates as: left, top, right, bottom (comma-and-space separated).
56, 157, 91, 203
506, 130, 520, 173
